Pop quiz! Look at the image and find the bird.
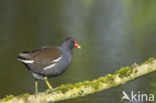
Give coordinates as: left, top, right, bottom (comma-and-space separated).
17, 37, 81, 93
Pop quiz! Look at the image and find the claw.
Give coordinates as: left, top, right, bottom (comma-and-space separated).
46, 87, 60, 93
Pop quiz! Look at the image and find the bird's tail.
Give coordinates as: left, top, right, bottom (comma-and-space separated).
17, 52, 34, 63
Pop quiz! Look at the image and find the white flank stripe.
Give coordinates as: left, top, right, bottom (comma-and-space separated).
20, 60, 34, 63
43, 64, 56, 70
52, 56, 62, 62
43, 56, 62, 70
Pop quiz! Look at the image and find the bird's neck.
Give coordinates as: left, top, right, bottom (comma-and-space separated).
59, 46, 73, 55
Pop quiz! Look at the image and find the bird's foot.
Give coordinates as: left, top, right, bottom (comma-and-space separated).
46, 87, 60, 93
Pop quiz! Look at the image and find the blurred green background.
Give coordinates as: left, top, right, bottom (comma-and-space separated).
0, 0, 156, 103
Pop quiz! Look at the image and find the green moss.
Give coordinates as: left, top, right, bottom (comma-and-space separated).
74, 81, 92, 88
143, 57, 154, 64
58, 84, 74, 93
104, 74, 115, 82
97, 77, 105, 82
60, 87, 69, 93
90, 80, 99, 90
48, 81, 92, 94
3, 95, 14, 101
74, 82, 83, 88
115, 66, 133, 78
104, 74, 116, 86
92, 82, 101, 90
93, 75, 116, 89
83, 81, 91, 86
97, 74, 115, 85
66, 84, 74, 89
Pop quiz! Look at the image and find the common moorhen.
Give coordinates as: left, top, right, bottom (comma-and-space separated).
17, 37, 81, 93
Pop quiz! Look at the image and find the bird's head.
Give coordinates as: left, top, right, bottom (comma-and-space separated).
62, 37, 81, 49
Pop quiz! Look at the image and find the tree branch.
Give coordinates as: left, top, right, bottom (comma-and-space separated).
1, 58, 156, 103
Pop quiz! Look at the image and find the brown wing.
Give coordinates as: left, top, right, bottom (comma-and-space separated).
18, 46, 62, 65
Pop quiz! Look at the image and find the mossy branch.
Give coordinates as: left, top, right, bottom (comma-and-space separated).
1, 58, 156, 103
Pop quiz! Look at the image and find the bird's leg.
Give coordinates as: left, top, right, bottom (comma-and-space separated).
35, 79, 38, 93
44, 77, 53, 89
